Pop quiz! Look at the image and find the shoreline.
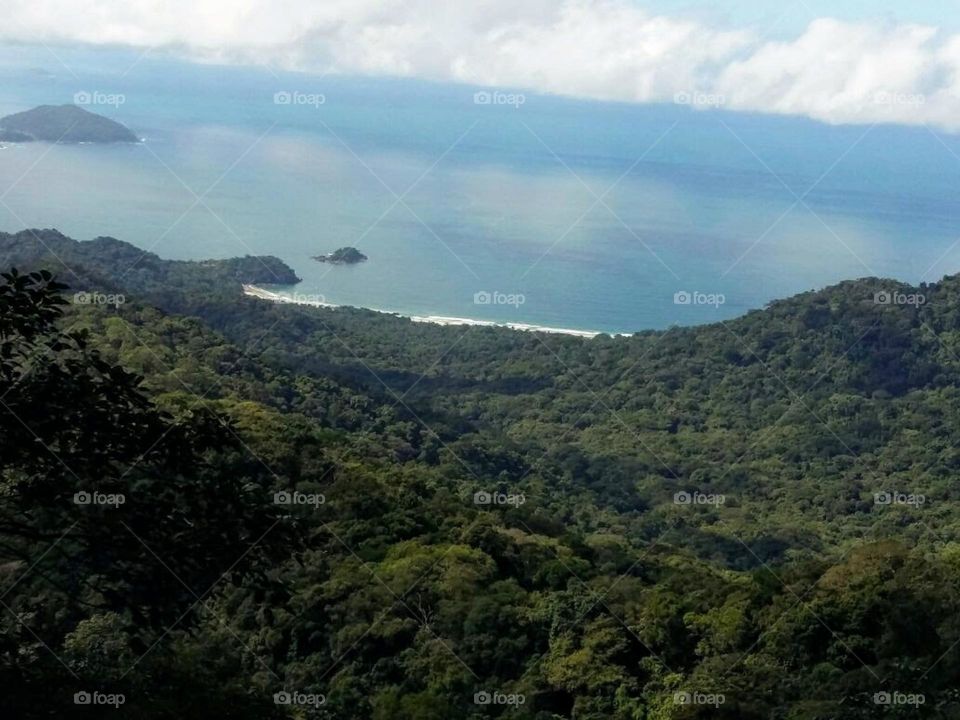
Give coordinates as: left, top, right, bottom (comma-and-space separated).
242, 284, 609, 338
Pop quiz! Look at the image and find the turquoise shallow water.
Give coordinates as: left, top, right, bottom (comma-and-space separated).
1, 47, 960, 333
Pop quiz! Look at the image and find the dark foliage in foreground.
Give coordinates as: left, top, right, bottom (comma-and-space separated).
3, 230, 960, 718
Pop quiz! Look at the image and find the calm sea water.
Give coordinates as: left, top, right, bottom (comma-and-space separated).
2, 47, 960, 333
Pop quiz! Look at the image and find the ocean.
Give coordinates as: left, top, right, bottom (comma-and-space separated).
1, 46, 959, 333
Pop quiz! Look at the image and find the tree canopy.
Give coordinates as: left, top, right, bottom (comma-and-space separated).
2, 230, 960, 718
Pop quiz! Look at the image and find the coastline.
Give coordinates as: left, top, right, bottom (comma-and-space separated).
242, 284, 608, 338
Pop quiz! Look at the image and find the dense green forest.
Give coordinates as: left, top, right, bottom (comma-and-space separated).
3, 228, 960, 718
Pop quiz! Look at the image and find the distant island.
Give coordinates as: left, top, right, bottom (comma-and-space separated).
312, 246, 368, 264
0, 105, 139, 144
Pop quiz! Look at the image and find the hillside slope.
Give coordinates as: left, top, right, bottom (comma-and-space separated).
2, 229, 960, 718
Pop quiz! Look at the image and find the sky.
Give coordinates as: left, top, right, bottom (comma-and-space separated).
2, 0, 960, 129
650, 0, 960, 36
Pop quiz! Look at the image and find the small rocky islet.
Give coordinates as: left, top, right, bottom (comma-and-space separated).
312, 246, 368, 264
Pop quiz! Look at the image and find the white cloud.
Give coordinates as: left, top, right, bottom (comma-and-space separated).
715, 19, 951, 126
3, 0, 960, 129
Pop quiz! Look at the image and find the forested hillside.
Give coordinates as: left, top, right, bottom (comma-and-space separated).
2, 229, 960, 718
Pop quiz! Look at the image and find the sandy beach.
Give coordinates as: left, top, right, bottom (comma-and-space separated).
242, 285, 605, 338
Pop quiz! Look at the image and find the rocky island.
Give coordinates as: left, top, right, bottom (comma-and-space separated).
0, 105, 139, 143
312, 246, 368, 264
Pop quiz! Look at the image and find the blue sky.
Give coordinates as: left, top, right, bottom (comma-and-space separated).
648, 0, 957, 35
